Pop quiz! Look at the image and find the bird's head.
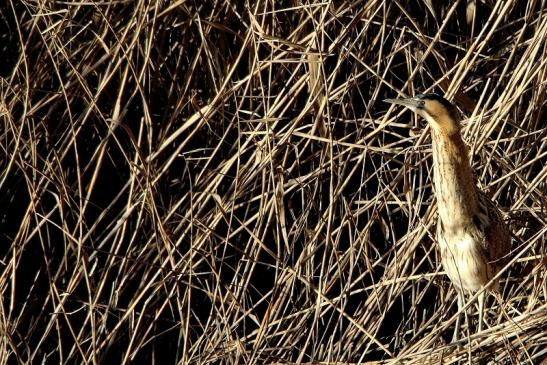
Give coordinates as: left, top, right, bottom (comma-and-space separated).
384, 93, 460, 135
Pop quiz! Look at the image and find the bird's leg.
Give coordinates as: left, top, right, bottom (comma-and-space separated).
478, 290, 486, 333
452, 291, 465, 342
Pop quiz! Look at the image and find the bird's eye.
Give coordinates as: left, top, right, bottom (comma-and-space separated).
417, 100, 425, 109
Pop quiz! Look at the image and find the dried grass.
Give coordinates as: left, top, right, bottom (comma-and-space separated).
1, 1, 546, 364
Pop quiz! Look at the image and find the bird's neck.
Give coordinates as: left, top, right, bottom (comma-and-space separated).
431, 130, 478, 230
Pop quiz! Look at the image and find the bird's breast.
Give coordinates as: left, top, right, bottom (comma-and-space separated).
437, 227, 491, 292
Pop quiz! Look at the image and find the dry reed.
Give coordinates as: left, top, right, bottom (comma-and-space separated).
1, 1, 546, 364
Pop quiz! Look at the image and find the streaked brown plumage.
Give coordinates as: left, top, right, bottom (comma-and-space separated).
384, 93, 511, 340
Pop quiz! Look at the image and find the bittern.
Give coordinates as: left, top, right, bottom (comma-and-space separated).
384, 93, 511, 340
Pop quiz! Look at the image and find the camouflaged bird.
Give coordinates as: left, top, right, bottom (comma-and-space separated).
384, 93, 512, 340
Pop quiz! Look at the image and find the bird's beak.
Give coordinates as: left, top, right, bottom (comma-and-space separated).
383, 97, 421, 111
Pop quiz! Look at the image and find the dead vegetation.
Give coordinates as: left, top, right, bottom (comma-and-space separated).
1, 1, 546, 364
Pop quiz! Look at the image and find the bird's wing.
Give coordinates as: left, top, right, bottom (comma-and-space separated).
476, 192, 512, 267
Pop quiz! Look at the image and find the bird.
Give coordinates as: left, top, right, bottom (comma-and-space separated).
383, 93, 512, 341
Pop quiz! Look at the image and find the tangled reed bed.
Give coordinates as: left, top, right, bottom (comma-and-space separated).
1, 1, 546, 364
